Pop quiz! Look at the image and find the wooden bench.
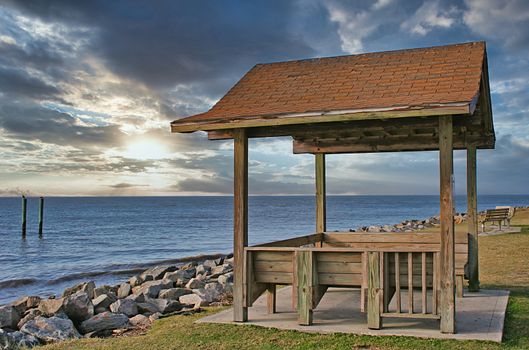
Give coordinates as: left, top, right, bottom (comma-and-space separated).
495, 206, 516, 228
481, 208, 510, 232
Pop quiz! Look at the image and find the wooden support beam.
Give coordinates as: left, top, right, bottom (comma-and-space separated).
467, 145, 480, 292
296, 250, 314, 325
315, 154, 326, 234
439, 116, 456, 334
367, 251, 382, 329
267, 284, 276, 314
233, 129, 249, 322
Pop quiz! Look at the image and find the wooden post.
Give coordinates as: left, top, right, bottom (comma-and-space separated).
315, 154, 326, 234
233, 129, 248, 322
439, 116, 456, 334
267, 284, 276, 314
296, 250, 314, 325
21, 196, 27, 239
367, 251, 381, 329
467, 145, 479, 292
38, 197, 44, 238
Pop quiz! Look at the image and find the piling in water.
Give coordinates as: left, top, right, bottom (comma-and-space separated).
39, 197, 44, 237
22, 196, 27, 238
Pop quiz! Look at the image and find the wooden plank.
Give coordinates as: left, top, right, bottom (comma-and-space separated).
318, 273, 363, 286
361, 252, 368, 312
233, 129, 248, 322
253, 251, 293, 261
255, 272, 292, 284
381, 313, 441, 320
408, 252, 413, 314
322, 242, 440, 251
254, 261, 293, 273
456, 275, 464, 298
422, 252, 427, 314
439, 116, 456, 333
171, 104, 471, 133
246, 246, 440, 253
296, 250, 313, 325
258, 233, 323, 248
367, 252, 382, 329
316, 252, 363, 263
324, 233, 441, 244
395, 253, 401, 313
382, 253, 389, 313
317, 261, 362, 274
267, 284, 276, 314
316, 154, 326, 234
433, 252, 439, 315
467, 145, 479, 292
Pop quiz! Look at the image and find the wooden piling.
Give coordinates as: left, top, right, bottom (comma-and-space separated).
22, 195, 27, 238
38, 197, 44, 237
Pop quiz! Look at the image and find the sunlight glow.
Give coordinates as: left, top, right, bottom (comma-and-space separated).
123, 139, 171, 160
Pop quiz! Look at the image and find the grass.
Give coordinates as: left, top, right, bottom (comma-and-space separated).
41, 209, 529, 350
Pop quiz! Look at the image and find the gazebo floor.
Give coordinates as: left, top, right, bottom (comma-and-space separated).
198, 286, 509, 342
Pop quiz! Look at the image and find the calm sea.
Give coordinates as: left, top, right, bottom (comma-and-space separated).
1, 195, 528, 304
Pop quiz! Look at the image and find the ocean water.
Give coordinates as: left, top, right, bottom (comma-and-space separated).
1, 195, 528, 304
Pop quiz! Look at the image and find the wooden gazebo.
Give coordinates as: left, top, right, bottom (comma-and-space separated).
171, 42, 495, 334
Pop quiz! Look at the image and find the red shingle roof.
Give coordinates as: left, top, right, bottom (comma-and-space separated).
172, 42, 486, 132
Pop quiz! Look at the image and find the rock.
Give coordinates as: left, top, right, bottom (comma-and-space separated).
179, 293, 209, 307
140, 265, 177, 281
78, 312, 129, 334
0, 329, 16, 350
117, 283, 132, 299
129, 314, 150, 327
202, 260, 217, 269
6, 331, 41, 348
125, 293, 145, 303
214, 257, 224, 266
148, 312, 161, 323
132, 279, 173, 298
224, 257, 234, 265
62, 281, 95, 299
129, 275, 144, 287
159, 288, 192, 300
10, 296, 41, 315
203, 282, 223, 301
17, 308, 41, 329
218, 272, 233, 286
148, 298, 182, 314
136, 301, 159, 315
38, 298, 64, 316
210, 264, 232, 277
93, 286, 117, 299
185, 278, 205, 289
21, 316, 80, 344
63, 291, 94, 324
368, 225, 381, 233
164, 269, 194, 283
195, 264, 210, 276
92, 294, 114, 311
0, 305, 20, 329
109, 299, 138, 317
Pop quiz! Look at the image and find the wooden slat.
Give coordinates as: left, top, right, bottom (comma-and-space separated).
408, 252, 413, 314
316, 252, 363, 262
433, 252, 439, 315
253, 251, 293, 261
296, 250, 313, 325
381, 313, 440, 320
316, 154, 326, 234
367, 252, 382, 329
395, 252, 401, 313
318, 273, 363, 286
267, 284, 276, 314
254, 261, 293, 273
422, 252, 427, 314
259, 233, 323, 248
255, 272, 293, 284
324, 233, 441, 244
317, 261, 362, 274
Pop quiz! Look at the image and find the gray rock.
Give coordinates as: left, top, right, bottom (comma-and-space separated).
136, 301, 159, 315
6, 331, 40, 348
140, 265, 177, 281
0, 329, 16, 350
129, 314, 150, 327
21, 316, 80, 344
79, 312, 129, 334
218, 272, 234, 286
132, 278, 173, 298
117, 283, 132, 299
109, 299, 138, 317
158, 288, 192, 300
224, 257, 234, 265
214, 257, 224, 266
148, 312, 161, 323
0, 305, 20, 329
185, 278, 205, 289
92, 294, 114, 311
148, 298, 182, 314
38, 298, 64, 316
179, 293, 209, 307
202, 260, 217, 269
210, 264, 233, 277
93, 286, 117, 299
129, 275, 144, 287
17, 308, 41, 329
10, 296, 41, 315
125, 293, 145, 303
63, 291, 94, 324
164, 269, 194, 283
62, 281, 95, 299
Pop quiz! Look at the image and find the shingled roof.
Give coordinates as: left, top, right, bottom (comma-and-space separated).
171, 42, 489, 133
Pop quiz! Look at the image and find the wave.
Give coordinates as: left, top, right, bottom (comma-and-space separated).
0, 278, 38, 289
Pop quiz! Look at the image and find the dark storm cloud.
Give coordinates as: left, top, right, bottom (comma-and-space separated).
0, 66, 60, 99
5, 0, 316, 94
0, 102, 124, 148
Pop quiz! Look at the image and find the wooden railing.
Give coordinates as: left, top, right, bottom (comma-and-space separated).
367, 248, 440, 329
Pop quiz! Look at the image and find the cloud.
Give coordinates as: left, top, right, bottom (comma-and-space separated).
401, 0, 459, 36
107, 182, 149, 189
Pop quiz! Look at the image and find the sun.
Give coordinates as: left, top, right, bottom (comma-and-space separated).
123, 139, 171, 160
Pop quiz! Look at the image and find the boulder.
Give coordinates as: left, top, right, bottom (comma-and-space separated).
0, 305, 20, 329
62, 281, 95, 299
78, 312, 129, 334
218, 272, 234, 286
125, 293, 145, 303
202, 260, 217, 269
129, 314, 150, 328
21, 316, 80, 344
195, 265, 210, 276
129, 275, 144, 287
159, 288, 192, 300
117, 283, 132, 299
148, 298, 182, 314
368, 225, 381, 233
140, 265, 177, 281
93, 286, 117, 299
179, 293, 208, 307
10, 296, 41, 315
164, 269, 194, 283
214, 257, 224, 266
92, 294, 114, 312
63, 291, 94, 324
109, 299, 138, 317
6, 331, 40, 348
136, 301, 159, 315
210, 264, 233, 277
132, 279, 173, 298
17, 308, 41, 329
224, 257, 234, 265
38, 298, 64, 316
185, 278, 205, 289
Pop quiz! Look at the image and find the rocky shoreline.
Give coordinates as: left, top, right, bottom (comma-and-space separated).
1, 255, 234, 349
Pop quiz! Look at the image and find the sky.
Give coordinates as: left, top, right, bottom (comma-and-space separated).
0, 0, 528, 196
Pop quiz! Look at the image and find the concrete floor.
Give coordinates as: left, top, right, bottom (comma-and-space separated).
198, 287, 509, 342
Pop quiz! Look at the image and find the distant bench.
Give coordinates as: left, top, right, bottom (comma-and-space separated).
481, 208, 510, 232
